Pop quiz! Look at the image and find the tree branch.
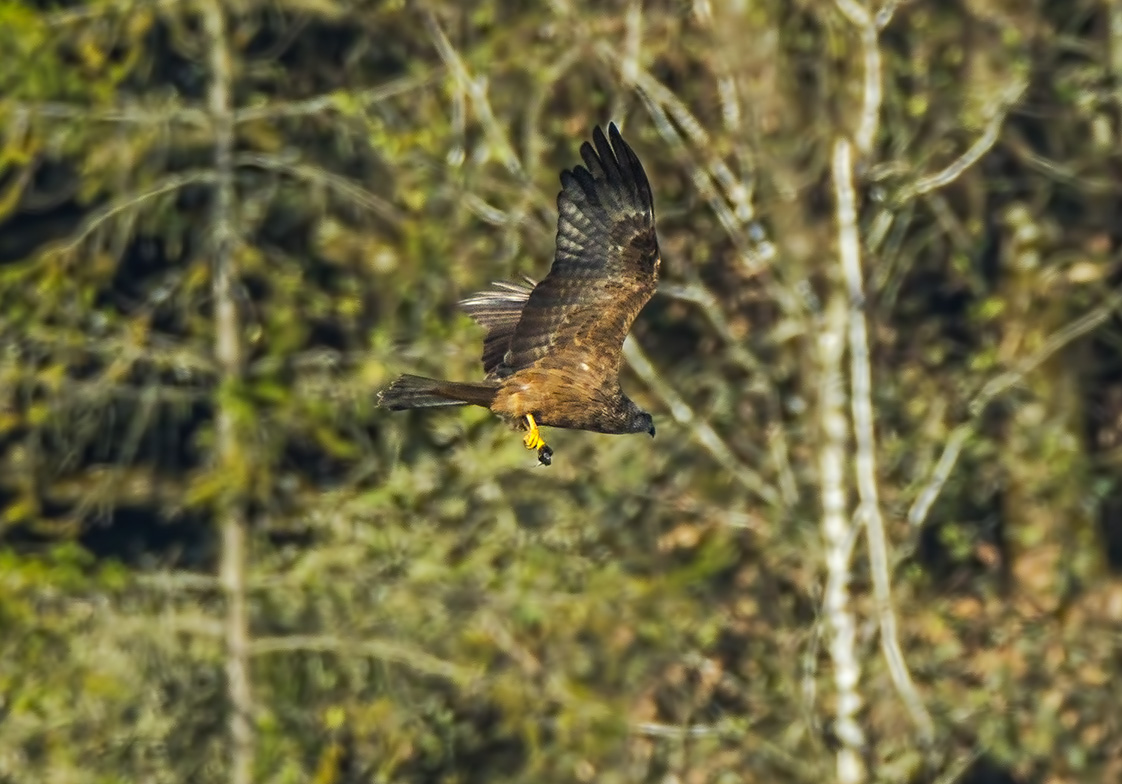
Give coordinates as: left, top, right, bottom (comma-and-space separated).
250, 635, 482, 687
235, 152, 404, 225
422, 10, 524, 177
49, 170, 218, 257
233, 71, 438, 123
908, 284, 1122, 529
622, 336, 781, 508
833, 138, 933, 742
902, 80, 1027, 200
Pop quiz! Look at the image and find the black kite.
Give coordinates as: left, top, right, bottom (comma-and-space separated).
378, 123, 660, 465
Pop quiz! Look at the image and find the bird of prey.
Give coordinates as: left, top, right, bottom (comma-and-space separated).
378, 122, 660, 465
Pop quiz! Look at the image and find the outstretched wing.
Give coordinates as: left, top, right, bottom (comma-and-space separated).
499, 123, 659, 377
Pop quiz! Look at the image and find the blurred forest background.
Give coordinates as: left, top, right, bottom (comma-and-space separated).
2, 0, 1122, 782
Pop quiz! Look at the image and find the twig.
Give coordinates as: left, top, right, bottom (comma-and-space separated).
1111, 0, 1122, 82
815, 293, 866, 784
632, 721, 820, 781
15, 71, 436, 131
45, 0, 186, 27
639, 92, 745, 248
833, 138, 934, 742
658, 282, 767, 375
631, 721, 727, 738
235, 152, 404, 225
461, 192, 516, 226
972, 291, 1120, 415
49, 170, 218, 257
904, 80, 1027, 199
14, 101, 208, 126
422, 11, 524, 177
875, 1, 902, 29
250, 635, 482, 687
623, 336, 781, 508
907, 425, 970, 529
611, 47, 762, 237
621, 0, 642, 87
908, 285, 1122, 528
933, 747, 985, 784
233, 71, 439, 123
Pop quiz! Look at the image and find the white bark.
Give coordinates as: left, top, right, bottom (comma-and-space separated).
833, 138, 933, 743
816, 293, 866, 784
202, 2, 254, 782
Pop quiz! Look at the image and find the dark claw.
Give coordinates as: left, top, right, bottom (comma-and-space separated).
537, 445, 553, 466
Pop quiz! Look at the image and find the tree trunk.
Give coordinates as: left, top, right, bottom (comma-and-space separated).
203, 2, 254, 782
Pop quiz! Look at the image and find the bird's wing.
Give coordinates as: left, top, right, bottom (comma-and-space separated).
459, 277, 535, 376
500, 123, 659, 378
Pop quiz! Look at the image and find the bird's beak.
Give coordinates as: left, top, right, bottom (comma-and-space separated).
648, 424, 656, 438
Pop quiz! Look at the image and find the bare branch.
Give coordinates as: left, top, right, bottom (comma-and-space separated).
833, 138, 934, 742
623, 336, 781, 508
250, 635, 483, 687
235, 152, 404, 225
14, 101, 208, 126
45, 0, 187, 27
907, 424, 970, 529
14, 71, 436, 132
908, 284, 1122, 529
632, 720, 820, 781
49, 170, 217, 257
422, 10, 524, 177
971, 287, 1120, 416
233, 71, 439, 123
875, 0, 902, 29
631, 721, 728, 738
611, 48, 764, 237
904, 80, 1027, 199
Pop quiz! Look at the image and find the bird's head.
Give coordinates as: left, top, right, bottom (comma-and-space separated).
626, 409, 655, 438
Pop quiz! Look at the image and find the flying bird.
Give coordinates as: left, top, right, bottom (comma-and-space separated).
378, 123, 660, 465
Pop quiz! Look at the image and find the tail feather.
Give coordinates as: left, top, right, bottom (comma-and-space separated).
377, 374, 498, 410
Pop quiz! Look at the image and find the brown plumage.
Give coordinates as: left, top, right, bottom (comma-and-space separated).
378, 122, 660, 465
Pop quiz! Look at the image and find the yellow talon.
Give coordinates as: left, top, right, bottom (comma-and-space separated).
522, 413, 547, 451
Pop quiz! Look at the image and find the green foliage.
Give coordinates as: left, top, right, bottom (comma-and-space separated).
0, 1, 1121, 783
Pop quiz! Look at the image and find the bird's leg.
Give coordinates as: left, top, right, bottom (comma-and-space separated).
522, 413, 547, 451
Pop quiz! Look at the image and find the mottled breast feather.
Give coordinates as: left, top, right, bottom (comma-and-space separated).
497, 123, 660, 389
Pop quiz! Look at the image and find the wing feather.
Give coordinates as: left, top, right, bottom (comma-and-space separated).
500, 123, 659, 378
459, 277, 535, 376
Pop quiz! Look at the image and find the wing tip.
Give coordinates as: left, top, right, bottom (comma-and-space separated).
567, 121, 652, 215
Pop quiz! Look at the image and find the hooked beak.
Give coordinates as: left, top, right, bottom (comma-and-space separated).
648, 423, 656, 438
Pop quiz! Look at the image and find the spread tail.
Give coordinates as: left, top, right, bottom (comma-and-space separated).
377, 374, 498, 410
